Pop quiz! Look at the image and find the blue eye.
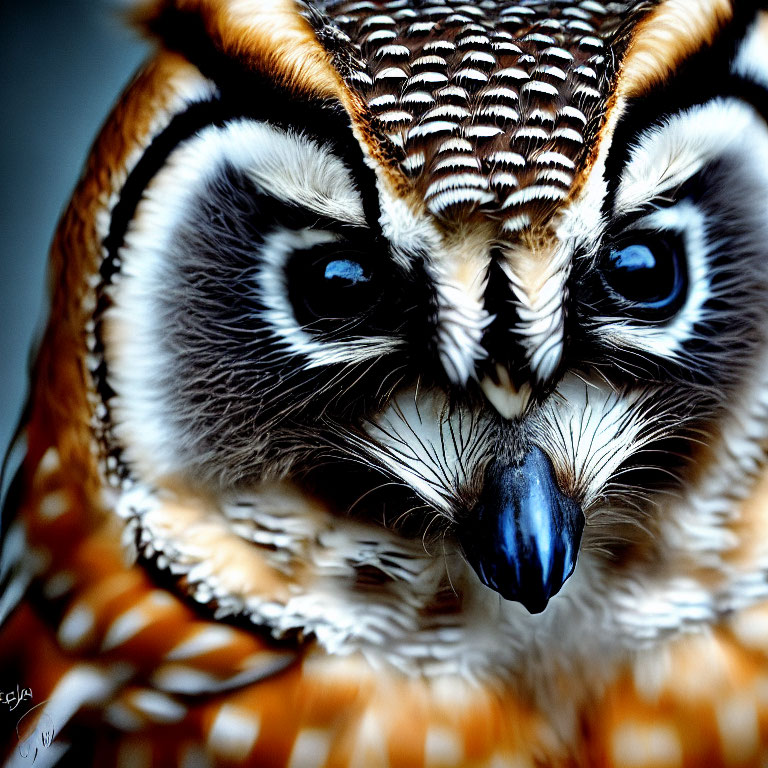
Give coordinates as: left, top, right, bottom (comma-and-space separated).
287, 247, 380, 327
613, 244, 656, 272
602, 236, 686, 315
324, 259, 371, 286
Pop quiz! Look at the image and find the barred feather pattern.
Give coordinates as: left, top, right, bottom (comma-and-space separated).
310, 0, 648, 227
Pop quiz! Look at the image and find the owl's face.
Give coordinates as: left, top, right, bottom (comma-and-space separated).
84, 0, 768, 678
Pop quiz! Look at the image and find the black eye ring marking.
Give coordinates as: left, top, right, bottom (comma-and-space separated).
600, 232, 687, 319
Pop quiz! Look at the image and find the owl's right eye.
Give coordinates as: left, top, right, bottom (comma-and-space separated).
287, 244, 381, 327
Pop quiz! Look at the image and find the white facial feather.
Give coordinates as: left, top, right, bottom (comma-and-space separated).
596, 200, 712, 359
432, 276, 492, 384
94, 67, 219, 250
732, 15, 768, 90
479, 366, 532, 420
614, 99, 768, 215
116, 476, 621, 695
500, 243, 571, 383
377, 182, 492, 384
255, 227, 401, 368
376, 184, 440, 271
106, 119, 370, 482
428, 226, 495, 385
574, 98, 768, 363
360, 387, 487, 519
532, 375, 659, 510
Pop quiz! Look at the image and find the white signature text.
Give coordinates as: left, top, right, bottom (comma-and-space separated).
1, 685, 33, 712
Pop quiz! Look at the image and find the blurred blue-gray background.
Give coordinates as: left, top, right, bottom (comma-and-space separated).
1, 1, 150, 458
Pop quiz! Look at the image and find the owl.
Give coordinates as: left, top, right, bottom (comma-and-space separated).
2, 0, 768, 765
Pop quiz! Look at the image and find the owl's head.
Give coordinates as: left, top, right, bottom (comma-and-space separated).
48, 0, 768, 677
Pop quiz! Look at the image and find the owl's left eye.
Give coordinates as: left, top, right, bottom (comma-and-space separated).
600, 235, 687, 316
288, 246, 380, 326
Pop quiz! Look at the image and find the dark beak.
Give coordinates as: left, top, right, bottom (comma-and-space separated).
461, 446, 584, 614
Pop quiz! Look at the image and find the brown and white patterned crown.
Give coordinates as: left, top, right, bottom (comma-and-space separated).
310, 0, 649, 232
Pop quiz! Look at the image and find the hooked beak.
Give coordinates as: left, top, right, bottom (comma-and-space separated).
460, 446, 584, 614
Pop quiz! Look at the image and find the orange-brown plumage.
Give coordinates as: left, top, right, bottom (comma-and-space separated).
4, 1, 768, 766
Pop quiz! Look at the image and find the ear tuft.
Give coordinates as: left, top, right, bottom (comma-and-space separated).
618, 0, 734, 99
133, 0, 346, 102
